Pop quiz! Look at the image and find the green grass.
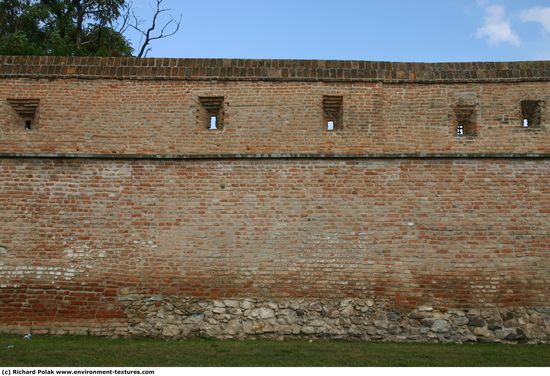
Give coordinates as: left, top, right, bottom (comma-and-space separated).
0, 335, 548, 366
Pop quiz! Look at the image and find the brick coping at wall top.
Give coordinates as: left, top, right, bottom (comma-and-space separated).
0, 56, 549, 83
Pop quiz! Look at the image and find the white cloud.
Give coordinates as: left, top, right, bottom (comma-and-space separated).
476, 4, 520, 46
520, 7, 550, 33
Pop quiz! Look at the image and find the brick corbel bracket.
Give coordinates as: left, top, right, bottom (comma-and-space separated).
199, 97, 224, 115
7, 98, 40, 118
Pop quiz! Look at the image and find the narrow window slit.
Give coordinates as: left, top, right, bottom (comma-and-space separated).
199, 96, 224, 130
323, 96, 343, 131
454, 105, 476, 137
521, 100, 542, 128
210, 115, 218, 130
7, 98, 39, 130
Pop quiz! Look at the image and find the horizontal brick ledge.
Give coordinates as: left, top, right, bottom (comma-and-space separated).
0, 56, 548, 83
0, 153, 548, 160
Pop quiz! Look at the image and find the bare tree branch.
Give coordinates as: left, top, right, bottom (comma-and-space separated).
129, 0, 182, 57
114, 2, 131, 34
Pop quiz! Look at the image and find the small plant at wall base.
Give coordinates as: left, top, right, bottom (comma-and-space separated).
0, 0, 181, 57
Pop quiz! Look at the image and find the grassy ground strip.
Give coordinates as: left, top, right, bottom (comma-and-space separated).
0, 335, 549, 367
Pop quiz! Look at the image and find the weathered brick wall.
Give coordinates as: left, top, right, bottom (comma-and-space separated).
1, 80, 549, 155
0, 57, 548, 341
1, 57, 549, 156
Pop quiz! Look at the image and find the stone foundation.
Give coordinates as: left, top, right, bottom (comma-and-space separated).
120, 297, 549, 343
10, 296, 547, 343
3, 296, 549, 343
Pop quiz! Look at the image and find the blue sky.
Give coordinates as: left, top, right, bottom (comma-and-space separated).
126, 0, 550, 62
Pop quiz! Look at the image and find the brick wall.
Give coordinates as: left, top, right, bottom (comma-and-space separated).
1, 79, 549, 156
0, 57, 548, 341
